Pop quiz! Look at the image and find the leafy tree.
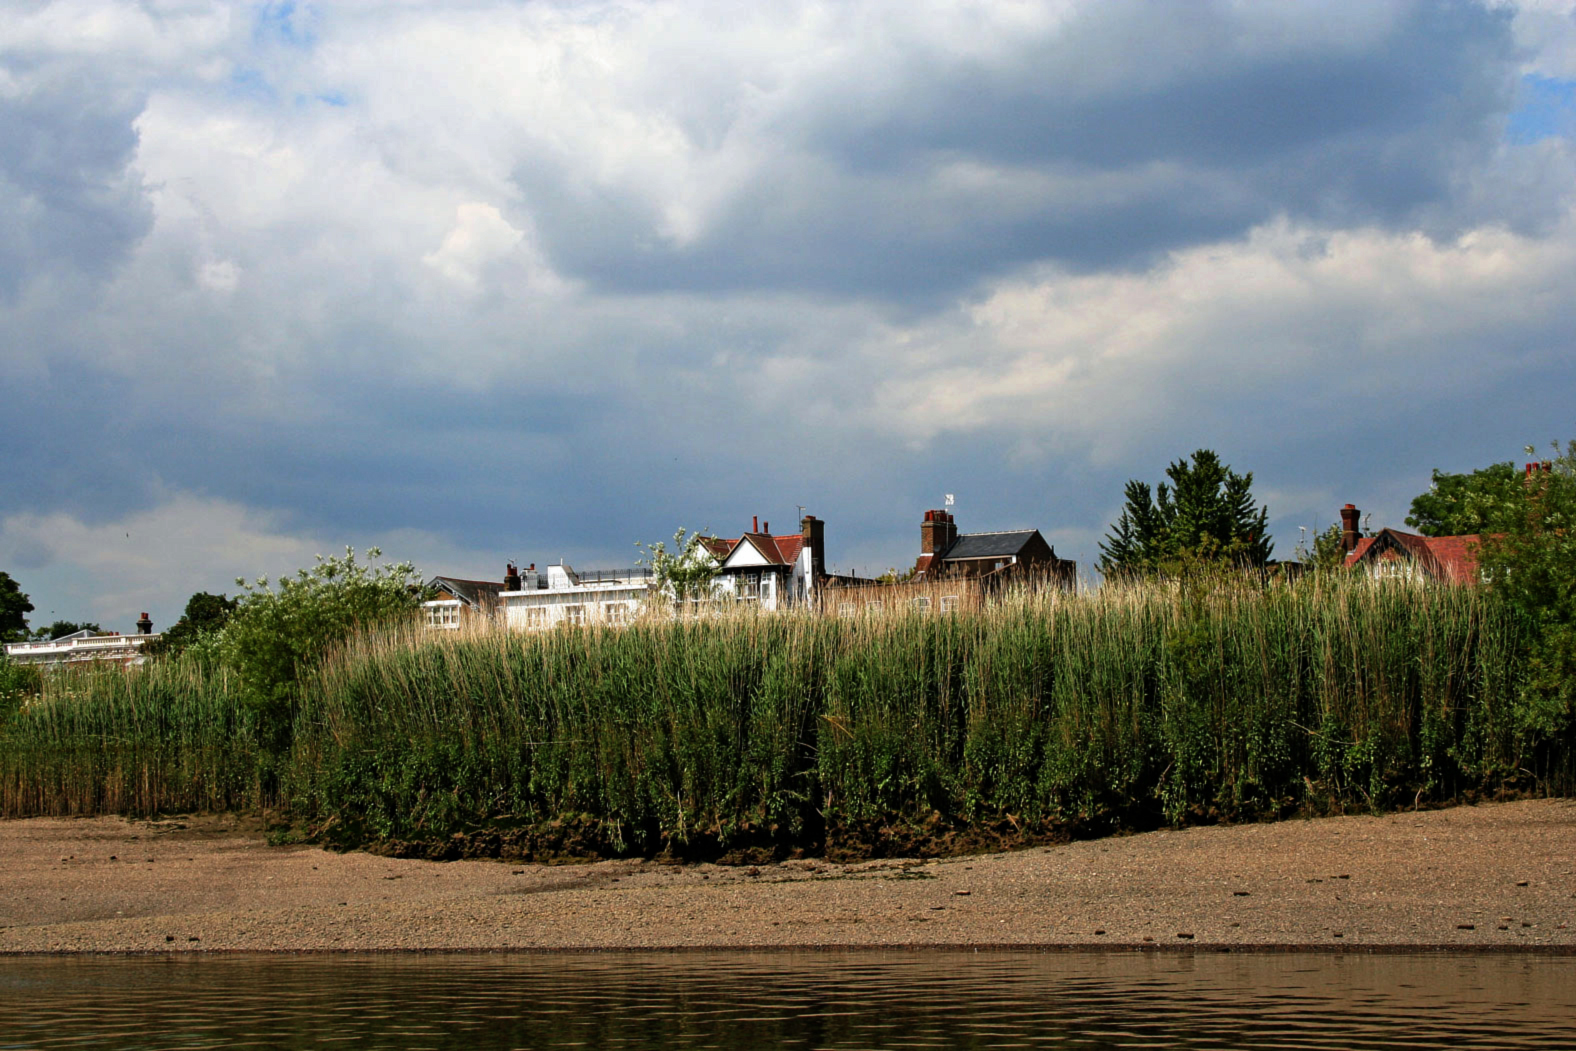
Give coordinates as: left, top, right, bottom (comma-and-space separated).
0, 571, 33, 643
636, 528, 721, 606
1293, 523, 1348, 573
221, 548, 426, 740
1478, 443, 1576, 749
147, 592, 239, 659
1406, 461, 1523, 537
32, 620, 101, 640
1099, 450, 1272, 577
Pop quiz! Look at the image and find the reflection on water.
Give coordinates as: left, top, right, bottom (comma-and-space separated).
1, 951, 1572, 1050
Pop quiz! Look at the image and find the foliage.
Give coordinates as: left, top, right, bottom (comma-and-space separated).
1406, 461, 1523, 537
1294, 523, 1348, 572
1099, 450, 1273, 577
1, 579, 1550, 850
147, 592, 239, 659
1478, 442, 1576, 748
0, 571, 34, 643
220, 548, 426, 739
636, 528, 721, 606
0, 656, 42, 727
31, 621, 101, 641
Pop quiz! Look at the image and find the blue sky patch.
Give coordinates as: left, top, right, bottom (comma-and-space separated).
1507, 74, 1576, 144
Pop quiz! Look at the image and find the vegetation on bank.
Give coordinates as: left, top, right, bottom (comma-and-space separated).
0, 575, 1562, 859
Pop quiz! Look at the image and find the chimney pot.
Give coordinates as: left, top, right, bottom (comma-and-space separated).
752, 515, 758, 533
1339, 504, 1361, 554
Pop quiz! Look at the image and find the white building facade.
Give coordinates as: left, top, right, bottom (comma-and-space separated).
501, 563, 655, 630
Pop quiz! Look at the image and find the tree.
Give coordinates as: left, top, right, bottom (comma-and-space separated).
220, 548, 427, 740
636, 528, 721, 606
1406, 461, 1523, 537
147, 591, 239, 658
32, 620, 101, 640
1477, 442, 1576, 746
1099, 450, 1272, 577
0, 571, 33, 643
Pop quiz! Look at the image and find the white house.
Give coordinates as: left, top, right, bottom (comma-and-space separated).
500, 562, 655, 630
703, 515, 825, 612
4, 617, 160, 668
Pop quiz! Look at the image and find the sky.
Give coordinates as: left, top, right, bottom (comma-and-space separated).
4, 0, 1576, 631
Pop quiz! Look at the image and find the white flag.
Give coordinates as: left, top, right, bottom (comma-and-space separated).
944, 493, 954, 506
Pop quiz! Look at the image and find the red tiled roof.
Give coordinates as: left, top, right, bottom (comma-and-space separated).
731, 532, 805, 566
1344, 529, 1483, 583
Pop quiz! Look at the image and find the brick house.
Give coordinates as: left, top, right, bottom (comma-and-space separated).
1338, 504, 1484, 584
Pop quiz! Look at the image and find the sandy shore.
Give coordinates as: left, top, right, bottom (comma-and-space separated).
2, 799, 1574, 954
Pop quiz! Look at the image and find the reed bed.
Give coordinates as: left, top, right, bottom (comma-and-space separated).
0, 577, 1556, 856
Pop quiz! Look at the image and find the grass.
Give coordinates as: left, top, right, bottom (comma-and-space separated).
0, 575, 1560, 859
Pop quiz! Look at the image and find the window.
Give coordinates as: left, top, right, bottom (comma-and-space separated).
838, 602, 856, 618
564, 605, 587, 626
912, 597, 931, 612
867, 601, 883, 615
425, 602, 460, 629
606, 602, 632, 626
524, 606, 549, 629
940, 595, 959, 613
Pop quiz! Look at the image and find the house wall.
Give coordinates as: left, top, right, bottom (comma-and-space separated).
502, 582, 650, 630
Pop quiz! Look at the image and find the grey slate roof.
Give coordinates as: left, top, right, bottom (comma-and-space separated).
427, 576, 504, 607
940, 530, 1042, 561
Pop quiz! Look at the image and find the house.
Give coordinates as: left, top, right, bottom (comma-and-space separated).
500, 561, 654, 630
422, 574, 506, 630
911, 509, 1075, 588
702, 514, 877, 611
1338, 503, 1483, 584
4, 615, 160, 667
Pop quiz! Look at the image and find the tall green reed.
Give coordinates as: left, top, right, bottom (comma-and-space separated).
0, 577, 1549, 855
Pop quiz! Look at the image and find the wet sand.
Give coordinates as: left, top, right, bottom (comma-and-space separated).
2, 799, 1573, 954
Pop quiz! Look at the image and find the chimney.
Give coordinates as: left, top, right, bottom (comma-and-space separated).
763, 521, 769, 534
801, 515, 825, 576
136, 612, 153, 635
504, 562, 522, 591
1339, 503, 1361, 553
752, 515, 759, 533
920, 509, 958, 556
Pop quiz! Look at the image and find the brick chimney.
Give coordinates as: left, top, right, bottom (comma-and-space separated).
921, 509, 958, 556
136, 612, 153, 635
801, 515, 825, 576
504, 562, 522, 591
1339, 504, 1361, 553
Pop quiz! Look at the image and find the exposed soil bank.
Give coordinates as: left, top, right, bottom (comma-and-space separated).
2, 800, 1574, 954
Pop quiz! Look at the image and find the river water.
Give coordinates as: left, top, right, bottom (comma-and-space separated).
2, 951, 1572, 1049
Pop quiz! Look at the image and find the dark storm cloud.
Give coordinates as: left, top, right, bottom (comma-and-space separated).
0, 71, 151, 298
515, 1, 1522, 299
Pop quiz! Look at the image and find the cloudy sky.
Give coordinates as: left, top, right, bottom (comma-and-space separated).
4, 0, 1576, 629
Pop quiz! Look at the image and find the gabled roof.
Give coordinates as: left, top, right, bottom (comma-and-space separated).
939, 530, 1043, 561
716, 532, 806, 568
1344, 530, 1483, 584
427, 576, 505, 607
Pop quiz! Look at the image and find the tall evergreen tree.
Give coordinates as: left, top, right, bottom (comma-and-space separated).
0, 571, 33, 643
1098, 450, 1272, 577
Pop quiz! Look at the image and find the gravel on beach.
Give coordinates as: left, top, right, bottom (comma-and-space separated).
2, 799, 1574, 954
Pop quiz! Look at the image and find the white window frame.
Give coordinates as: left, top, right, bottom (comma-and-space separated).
912, 596, 932, 612
564, 604, 587, 626
425, 601, 461, 629
940, 595, 960, 613
838, 602, 856, 618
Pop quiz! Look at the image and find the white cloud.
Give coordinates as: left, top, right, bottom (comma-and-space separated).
422, 202, 524, 289
866, 212, 1576, 456
0, 491, 504, 630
